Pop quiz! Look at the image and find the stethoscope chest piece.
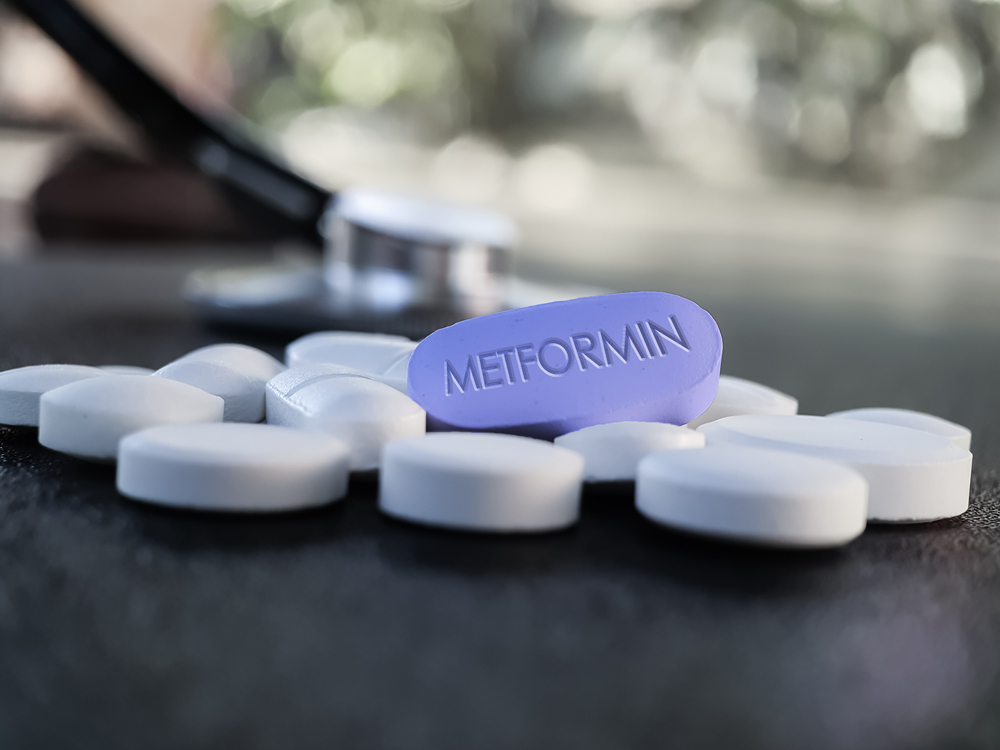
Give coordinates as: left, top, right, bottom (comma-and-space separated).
324, 188, 517, 317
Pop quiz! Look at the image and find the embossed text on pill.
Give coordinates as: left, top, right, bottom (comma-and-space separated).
444, 316, 690, 396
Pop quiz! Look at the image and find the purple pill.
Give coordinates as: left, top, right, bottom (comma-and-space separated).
407, 291, 723, 440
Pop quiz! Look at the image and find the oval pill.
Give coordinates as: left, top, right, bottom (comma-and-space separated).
0, 364, 109, 427
699, 414, 972, 523
407, 291, 723, 440
636, 445, 868, 548
39, 375, 224, 462
266, 364, 425, 471
379, 433, 584, 533
285, 332, 417, 394
555, 421, 704, 482
827, 407, 971, 451
117, 423, 351, 512
285, 331, 416, 370
686, 375, 798, 430
153, 344, 285, 423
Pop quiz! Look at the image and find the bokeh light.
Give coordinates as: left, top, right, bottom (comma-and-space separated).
208, 0, 1000, 196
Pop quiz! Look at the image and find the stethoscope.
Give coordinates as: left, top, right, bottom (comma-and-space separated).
12, 0, 596, 339
183, 188, 604, 338
184, 188, 523, 339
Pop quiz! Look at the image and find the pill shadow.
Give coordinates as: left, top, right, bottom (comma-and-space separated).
116, 475, 382, 554
0, 425, 39, 441
862, 517, 968, 535
374, 480, 848, 587
376, 514, 578, 577
582, 480, 636, 501
578, 482, 851, 598
121, 493, 351, 554
0, 430, 118, 485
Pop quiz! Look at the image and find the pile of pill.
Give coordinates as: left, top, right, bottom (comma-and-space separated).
0, 291, 974, 549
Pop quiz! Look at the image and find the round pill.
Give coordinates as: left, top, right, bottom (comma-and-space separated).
100, 365, 154, 376
266, 364, 425, 471
379, 433, 584, 533
827, 407, 971, 451
698, 415, 972, 523
39, 375, 224, 462
636, 445, 868, 548
0, 364, 109, 427
153, 344, 285, 423
117, 423, 351, 512
554, 421, 704, 482
686, 375, 798, 430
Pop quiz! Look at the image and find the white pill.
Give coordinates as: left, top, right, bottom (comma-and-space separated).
699, 415, 972, 523
379, 433, 584, 533
39, 375, 224, 462
686, 375, 798, 430
636, 445, 868, 548
267, 362, 373, 390
554, 421, 704, 482
0, 365, 109, 427
285, 331, 417, 392
117, 423, 351, 512
827, 407, 971, 451
153, 344, 285, 423
100, 365, 154, 376
266, 364, 425, 471
285, 331, 414, 368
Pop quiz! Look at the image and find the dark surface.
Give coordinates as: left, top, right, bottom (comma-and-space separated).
1, 255, 1000, 750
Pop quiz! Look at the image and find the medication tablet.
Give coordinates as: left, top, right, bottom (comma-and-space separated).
39, 375, 224, 462
827, 407, 971, 451
379, 433, 584, 532
555, 421, 704, 482
636, 445, 868, 548
699, 415, 972, 523
267, 362, 374, 392
407, 291, 723, 440
0, 364, 109, 427
266, 364, 425, 471
117, 423, 350, 512
686, 375, 798, 429
285, 331, 416, 371
286, 332, 417, 394
153, 344, 285, 423
100, 365, 154, 376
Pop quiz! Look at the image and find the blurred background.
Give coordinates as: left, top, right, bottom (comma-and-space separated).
2, 0, 1000, 323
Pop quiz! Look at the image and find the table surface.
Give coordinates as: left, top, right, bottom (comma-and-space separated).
1, 252, 999, 750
